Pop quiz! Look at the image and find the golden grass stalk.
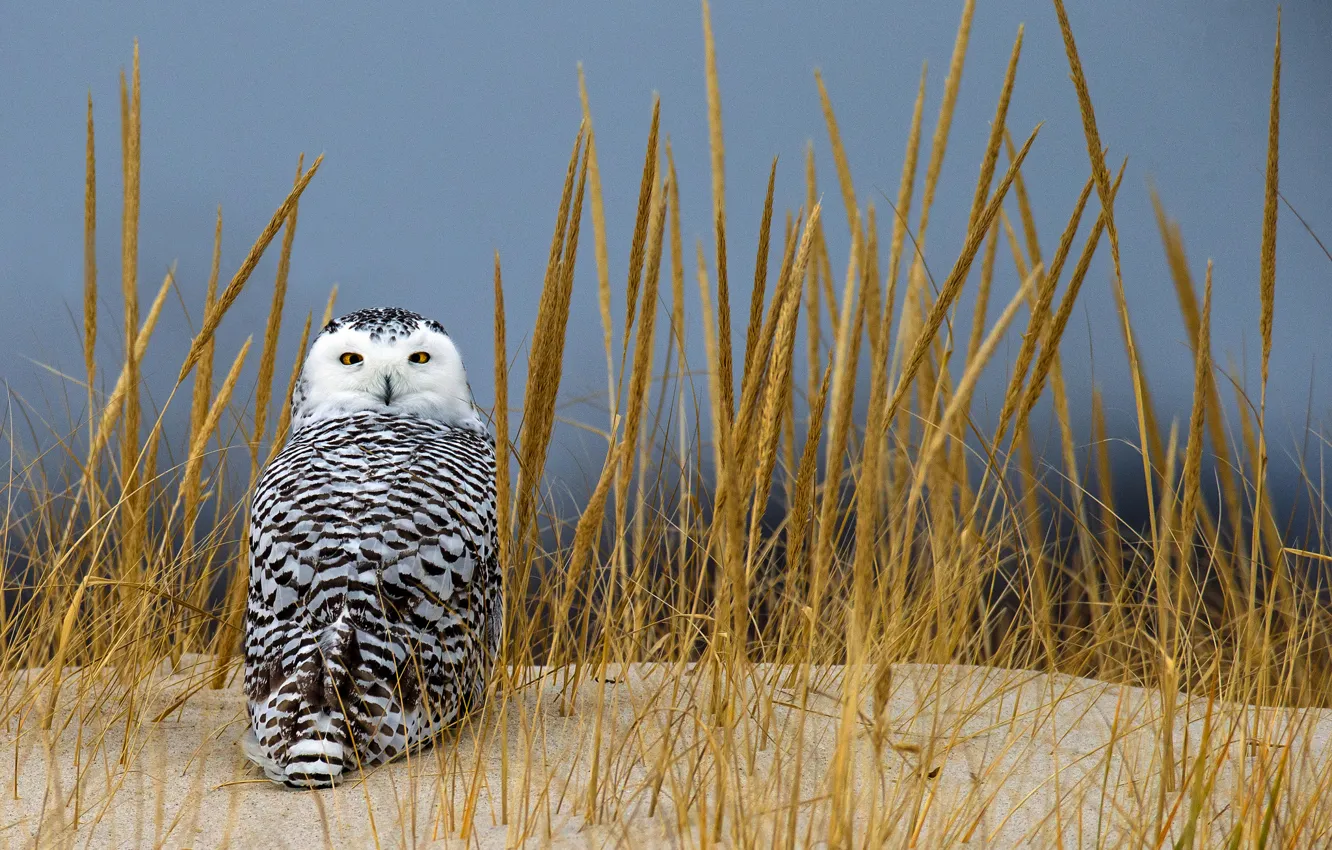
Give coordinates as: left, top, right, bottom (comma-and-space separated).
1258, 12, 1282, 400
1006, 131, 1043, 267
695, 242, 745, 670
265, 310, 313, 466
180, 226, 227, 657
814, 70, 858, 235
250, 154, 304, 472
996, 178, 1088, 450
117, 45, 144, 600
1234, 378, 1287, 601
185, 209, 223, 486
1014, 427, 1056, 665
1151, 200, 1231, 486
186, 336, 253, 613
83, 95, 97, 434
84, 270, 175, 473
1014, 164, 1123, 446
664, 143, 698, 662
320, 284, 338, 328
42, 574, 93, 730
1155, 421, 1182, 792
176, 154, 323, 384
883, 67, 928, 546
903, 29, 1022, 455
713, 211, 735, 434
702, 0, 735, 433
887, 63, 927, 363
893, 0, 973, 386
810, 225, 866, 621
513, 127, 587, 561
963, 214, 1000, 375
881, 125, 1039, 426
119, 48, 141, 357
553, 439, 623, 668
917, 265, 1041, 492
916, 0, 974, 247
745, 213, 812, 572
616, 101, 661, 396
665, 142, 685, 356
1250, 9, 1283, 698
612, 106, 663, 596
1004, 137, 1094, 582
739, 158, 777, 394
818, 208, 839, 344
1050, 361, 1093, 641
578, 65, 615, 415
1177, 261, 1213, 647
493, 254, 511, 573
1256, 23, 1283, 522
1153, 187, 1200, 336
965, 28, 1022, 232
787, 364, 832, 602
1090, 385, 1122, 605
1180, 266, 1211, 555
615, 178, 667, 544
804, 146, 822, 409
1053, 0, 1168, 581
991, 218, 1054, 444
812, 66, 875, 541
629, 154, 663, 594
728, 207, 808, 477
779, 297, 797, 497
859, 205, 882, 363
701, 0, 726, 238
850, 377, 884, 661
1153, 196, 1247, 613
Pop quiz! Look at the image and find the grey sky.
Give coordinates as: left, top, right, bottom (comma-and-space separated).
3, 2, 1330, 485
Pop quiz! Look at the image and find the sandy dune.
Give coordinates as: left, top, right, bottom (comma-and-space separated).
2, 657, 1329, 848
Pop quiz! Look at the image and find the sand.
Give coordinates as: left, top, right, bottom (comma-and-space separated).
2, 656, 1329, 848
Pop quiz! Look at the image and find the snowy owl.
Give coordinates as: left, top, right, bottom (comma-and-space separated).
242, 307, 501, 789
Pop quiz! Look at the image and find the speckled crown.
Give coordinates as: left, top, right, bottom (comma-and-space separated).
321, 307, 447, 343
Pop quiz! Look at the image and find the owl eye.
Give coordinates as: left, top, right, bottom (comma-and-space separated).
339, 352, 363, 366
407, 351, 431, 364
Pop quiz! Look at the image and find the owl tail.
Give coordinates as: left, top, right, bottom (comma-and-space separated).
268, 614, 362, 789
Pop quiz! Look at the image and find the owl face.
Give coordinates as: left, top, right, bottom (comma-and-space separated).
290, 307, 485, 434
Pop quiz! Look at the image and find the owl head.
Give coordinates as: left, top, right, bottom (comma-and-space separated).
289, 307, 486, 434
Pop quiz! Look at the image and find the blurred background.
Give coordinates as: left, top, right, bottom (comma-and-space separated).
2, 1, 1330, 511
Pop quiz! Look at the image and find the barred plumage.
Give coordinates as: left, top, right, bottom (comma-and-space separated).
242, 307, 500, 789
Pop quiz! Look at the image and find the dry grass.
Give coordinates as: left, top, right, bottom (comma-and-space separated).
1, 4, 1326, 848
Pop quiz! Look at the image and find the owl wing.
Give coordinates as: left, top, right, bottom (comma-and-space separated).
379, 419, 500, 722
243, 412, 499, 784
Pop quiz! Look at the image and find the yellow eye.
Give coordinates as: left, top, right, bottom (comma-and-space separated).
408, 351, 431, 364
339, 352, 363, 366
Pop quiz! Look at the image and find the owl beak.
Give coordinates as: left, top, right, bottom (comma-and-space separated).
380, 373, 396, 405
